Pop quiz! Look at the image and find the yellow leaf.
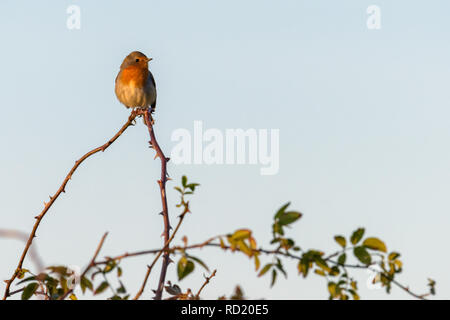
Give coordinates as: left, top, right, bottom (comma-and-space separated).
363, 237, 387, 253
69, 294, 77, 300
231, 229, 252, 241
254, 254, 260, 271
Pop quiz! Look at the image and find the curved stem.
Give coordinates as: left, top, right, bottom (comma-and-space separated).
2, 112, 137, 300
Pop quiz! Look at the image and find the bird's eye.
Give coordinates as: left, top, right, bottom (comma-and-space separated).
135, 58, 140, 62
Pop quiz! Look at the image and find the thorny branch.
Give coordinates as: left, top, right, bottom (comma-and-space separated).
195, 270, 217, 299
2, 111, 138, 300
132, 109, 171, 300
98, 237, 431, 300
133, 184, 191, 300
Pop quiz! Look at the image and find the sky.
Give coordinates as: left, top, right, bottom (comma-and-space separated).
1, 0, 449, 300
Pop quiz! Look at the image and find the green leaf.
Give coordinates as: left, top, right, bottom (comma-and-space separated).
353, 246, 372, 265
186, 183, 200, 191
94, 281, 109, 295
177, 256, 195, 281
334, 236, 346, 248
274, 202, 291, 219
363, 237, 387, 252
186, 255, 209, 271
181, 176, 187, 188
258, 263, 273, 277
270, 269, 278, 287
337, 253, 346, 265
314, 256, 331, 272
17, 275, 37, 285
278, 211, 302, 226
80, 276, 93, 294
22, 282, 39, 300
350, 228, 365, 245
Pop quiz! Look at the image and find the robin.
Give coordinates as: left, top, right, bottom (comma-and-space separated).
115, 51, 157, 113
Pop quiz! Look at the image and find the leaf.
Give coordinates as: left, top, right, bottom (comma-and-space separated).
350, 228, 365, 245
254, 254, 260, 271
181, 176, 187, 187
278, 211, 302, 226
17, 269, 28, 279
329, 266, 340, 276
328, 282, 337, 298
230, 229, 252, 241
388, 252, 400, 261
314, 256, 331, 272
274, 202, 291, 219
353, 246, 372, 265
22, 282, 39, 300
17, 275, 37, 285
186, 255, 209, 271
337, 253, 346, 265
219, 237, 226, 249
174, 186, 183, 194
80, 276, 93, 294
334, 236, 346, 248
348, 289, 360, 300
177, 256, 195, 281
314, 269, 326, 276
69, 294, 77, 300
363, 237, 387, 253
94, 281, 109, 295
186, 183, 200, 191
270, 269, 278, 287
237, 240, 253, 257
258, 263, 272, 277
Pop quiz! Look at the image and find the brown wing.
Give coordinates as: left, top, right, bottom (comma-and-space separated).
148, 71, 157, 110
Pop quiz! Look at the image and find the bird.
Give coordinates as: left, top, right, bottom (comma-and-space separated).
115, 51, 157, 113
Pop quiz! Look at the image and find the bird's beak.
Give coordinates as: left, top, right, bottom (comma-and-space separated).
146, 57, 153, 62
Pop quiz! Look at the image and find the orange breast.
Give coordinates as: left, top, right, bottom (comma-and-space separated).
118, 66, 149, 89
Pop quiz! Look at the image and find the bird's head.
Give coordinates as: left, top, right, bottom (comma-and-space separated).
120, 51, 152, 69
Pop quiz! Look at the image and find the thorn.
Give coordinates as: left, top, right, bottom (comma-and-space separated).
151, 290, 157, 294
166, 177, 172, 181
43, 202, 47, 206
168, 258, 174, 264
34, 216, 39, 219
154, 154, 158, 160
158, 211, 163, 216
166, 157, 170, 162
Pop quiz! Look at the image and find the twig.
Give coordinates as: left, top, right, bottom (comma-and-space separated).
59, 232, 109, 300
195, 270, 217, 299
2, 112, 137, 300
107, 237, 429, 301
135, 109, 170, 300
133, 199, 190, 300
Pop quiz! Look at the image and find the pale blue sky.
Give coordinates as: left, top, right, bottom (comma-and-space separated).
1, 0, 449, 299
